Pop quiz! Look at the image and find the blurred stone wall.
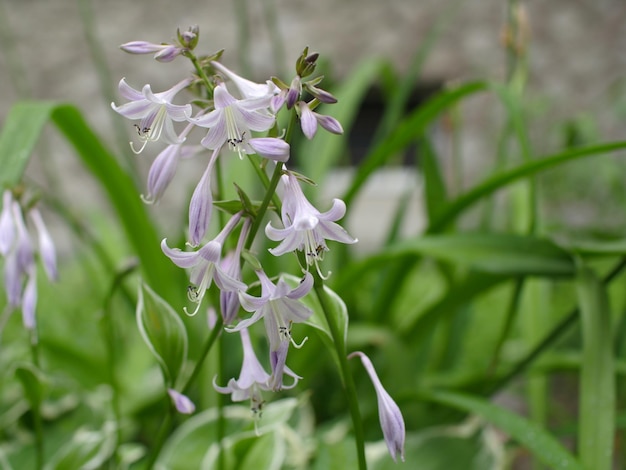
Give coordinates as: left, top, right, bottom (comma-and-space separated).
0, 0, 624, 247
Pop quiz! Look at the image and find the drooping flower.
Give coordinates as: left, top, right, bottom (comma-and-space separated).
265, 172, 357, 273
349, 351, 405, 463
190, 83, 288, 161
219, 219, 250, 324
228, 270, 313, 390
0, 190, 16, 256
167, 389, 196, 414
161, 212, 247, 316
214, 327, 300, 409
297, 101, 343, 140
29, 208, 58, 281
187, 148, 219, 246
111, 77, 193, 153
142, 123, 203, 204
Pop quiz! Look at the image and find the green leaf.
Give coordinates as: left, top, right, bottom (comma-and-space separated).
420, 136, 448, 221
576, 263, 615, 470
0, 101, 183, 301
427, 390, 583, 470
366, 233, 575, 277
238, 432, 285, 470
428, 140, 626, 233
136, 282, 188, 386
0, 102, 55, 187
14, 363, 45, 411
44, 423, 116, 470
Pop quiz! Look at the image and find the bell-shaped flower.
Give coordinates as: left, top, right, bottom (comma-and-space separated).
187, 148, 220, 246
167, 389, 196, 414
162, 212, 247, 316
210, 61, 278, 100
29, 208, 58, 281
4, 202, 34, 307
265, 172, 357, 273
111, 77, 192, 153
190, 83, 287, 161
228, 270, 313, 390
297, 101, 343, 140
142, 122, 202, 205
214, 328, 300, 408
349, 352, 405, 463
219, 219, 250, 324
120, 41, 183, 62
0, 190, 16, 256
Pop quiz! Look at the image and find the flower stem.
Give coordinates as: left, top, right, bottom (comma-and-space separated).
143, 402, 174, 469
312, 274, 367, 470
188, 53, 215, 96
244, 109, 297, 249
29, 334, 44, 470
182, 315, 224, 394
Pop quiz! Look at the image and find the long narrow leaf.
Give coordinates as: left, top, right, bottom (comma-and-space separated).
342, 81, 489, 206
576, 263, 615, 470
428, 141, 626, 232
427, 390, 583, 470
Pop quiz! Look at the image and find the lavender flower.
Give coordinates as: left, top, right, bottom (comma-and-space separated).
0, 191, 15, 255
349, 351, 405, 462
297, 101, 343, 140
190, 83, 288, 161
214, 328, 300, 409
228, 270, 313, 390
120, 41, 183, 62
111, 78, 192, 153
210, 61, 278, 100
265, 172, 357, 273
161, 212, 247, 316
167, 389, 196, 414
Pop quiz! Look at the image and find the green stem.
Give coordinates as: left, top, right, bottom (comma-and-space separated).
182, 315, 224, 394
29, 334, 44, 470
312, 274, 367, 470
143, 403, 174, 469
188, 53, 215, 95
244, 110, 297, 249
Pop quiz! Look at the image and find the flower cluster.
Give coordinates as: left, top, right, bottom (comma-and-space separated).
0, 190, 57, 335
114, 27, 404, 463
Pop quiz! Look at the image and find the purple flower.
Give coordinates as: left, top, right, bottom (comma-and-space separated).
29, 208, 57, 281
219, 219, 250, 324
120, 41, 183, 62
265, 172, 357, 271
0, 190, 15, 256
214, 328, 300, 408
297, 101, 343, 140
210, 61, 278, 100
190, 83, 288, 161
349, 352, 405, 463
167, 389, 196, 414
187, 148, 219, 246
161, 213, 247, 316
111, 78, 192, 153
141, 124, 202, 204
228, 270, 313, 390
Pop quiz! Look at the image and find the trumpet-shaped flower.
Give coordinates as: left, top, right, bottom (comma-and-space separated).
214, 328, 300, 408
161, 213, 247, 316
111, 77, 192, 153
349, 352, 405, 462
0, 191, 15, 256
265, 172, 357, 272
210, 61, 278, 100
191, 83, 288, 161
228, 271, 313, 390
